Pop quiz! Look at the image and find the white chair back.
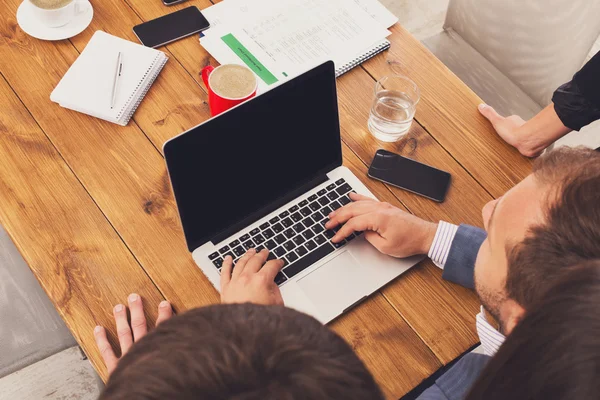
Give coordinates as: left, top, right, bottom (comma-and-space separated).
444, 0, 600, 106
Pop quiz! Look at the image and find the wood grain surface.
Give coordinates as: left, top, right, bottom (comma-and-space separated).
0, 76, 164, 382
341, 143, 481, 365
0, 0, 531, 397
0, 0, 220, 316
361, 24, 533, 198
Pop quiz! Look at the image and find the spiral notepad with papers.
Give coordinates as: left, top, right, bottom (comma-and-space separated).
199, 0, 397, 91
334, 40, 391, 77
51, 31, 168, 126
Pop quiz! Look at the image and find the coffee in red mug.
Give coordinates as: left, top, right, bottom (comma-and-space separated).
201, 64, 258, 116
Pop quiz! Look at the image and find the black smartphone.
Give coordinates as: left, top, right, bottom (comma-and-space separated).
368, 149, 451, 202
163, 0, 186, 5
133, 6, 210, 48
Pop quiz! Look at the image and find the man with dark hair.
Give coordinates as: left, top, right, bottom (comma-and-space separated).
100, 303, 384, 400
94, 249, 385, 400
325, 146, 600, 398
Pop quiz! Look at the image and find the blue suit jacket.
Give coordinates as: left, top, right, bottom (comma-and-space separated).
416, 224, 488, 400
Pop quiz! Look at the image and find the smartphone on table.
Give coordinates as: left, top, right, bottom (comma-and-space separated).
133, 6, 210, 48
163, 0, 186, 5
368, 149, 451, 202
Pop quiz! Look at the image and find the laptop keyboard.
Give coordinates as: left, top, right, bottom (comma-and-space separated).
208, 178, 361, 286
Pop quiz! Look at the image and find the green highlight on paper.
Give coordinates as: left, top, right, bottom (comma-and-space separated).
221, 33, 278, 85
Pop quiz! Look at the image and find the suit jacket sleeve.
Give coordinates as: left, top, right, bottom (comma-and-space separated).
441, 224, 487, 290
416, 354, 490, 400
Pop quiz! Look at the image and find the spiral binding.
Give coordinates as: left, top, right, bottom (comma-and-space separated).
116, 53, 169, 125
334, 40, 391, 77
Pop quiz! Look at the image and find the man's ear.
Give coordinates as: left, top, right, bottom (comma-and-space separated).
501, 299, 526, 335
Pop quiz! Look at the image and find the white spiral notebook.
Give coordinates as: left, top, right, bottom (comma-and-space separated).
335, 39, 391, 77
51, 31, 168, 126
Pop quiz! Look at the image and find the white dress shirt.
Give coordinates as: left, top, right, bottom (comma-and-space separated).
428, 221, 506, 356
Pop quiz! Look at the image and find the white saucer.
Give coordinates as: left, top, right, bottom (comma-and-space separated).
16, 0, 93, 41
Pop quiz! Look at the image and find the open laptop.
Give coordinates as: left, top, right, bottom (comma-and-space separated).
164, 61, 423, 324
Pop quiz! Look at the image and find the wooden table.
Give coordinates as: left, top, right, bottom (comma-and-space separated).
0, 1, 532, 398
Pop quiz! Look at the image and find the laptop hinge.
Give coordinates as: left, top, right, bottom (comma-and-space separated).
211, 173, 330, 245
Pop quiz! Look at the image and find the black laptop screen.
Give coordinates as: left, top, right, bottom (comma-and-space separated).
164, 62, 342, 251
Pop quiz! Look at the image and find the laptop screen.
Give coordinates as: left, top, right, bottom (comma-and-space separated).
164, 62, 342, 251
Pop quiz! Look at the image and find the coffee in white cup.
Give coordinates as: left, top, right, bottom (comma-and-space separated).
28, 0, 86, 28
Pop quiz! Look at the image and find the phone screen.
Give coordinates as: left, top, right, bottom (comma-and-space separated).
368, 149, 451, 202
133, 6, 210, 48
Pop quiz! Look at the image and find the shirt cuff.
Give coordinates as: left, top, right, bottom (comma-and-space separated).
428, 221, 459, 269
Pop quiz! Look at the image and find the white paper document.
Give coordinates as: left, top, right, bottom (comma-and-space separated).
351, 0, 398, 27
199, 0, 396, 91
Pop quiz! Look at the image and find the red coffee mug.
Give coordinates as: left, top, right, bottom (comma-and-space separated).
201, 65, 258, 116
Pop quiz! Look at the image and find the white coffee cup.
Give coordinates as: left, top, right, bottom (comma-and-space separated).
29, 0, 86, 28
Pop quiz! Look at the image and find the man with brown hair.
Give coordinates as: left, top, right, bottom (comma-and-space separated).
99, 303, 384, 400
324, 146, 600, 399
94, 249, 385, 400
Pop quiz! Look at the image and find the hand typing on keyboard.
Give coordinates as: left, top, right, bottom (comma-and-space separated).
221, 249, 285, 306
325, 192, 438, 258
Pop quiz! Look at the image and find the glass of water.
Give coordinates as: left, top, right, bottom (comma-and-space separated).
368, 75, 420, 142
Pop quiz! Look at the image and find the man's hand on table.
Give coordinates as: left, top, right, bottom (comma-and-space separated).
220, 248, 285, 306
325, 192, 437, 258
92, 202, 429, 375
94, 294, 173, 376
93, 249, 283, 375
477, 104, 531, 155
478, 103, 573, 158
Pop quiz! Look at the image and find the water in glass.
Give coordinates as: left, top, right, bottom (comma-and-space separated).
368, 75, 419, 142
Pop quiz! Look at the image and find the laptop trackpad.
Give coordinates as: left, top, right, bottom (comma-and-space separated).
297, 251, 366, 318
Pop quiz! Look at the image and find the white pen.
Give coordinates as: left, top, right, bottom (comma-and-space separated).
110, 52, 123, 109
